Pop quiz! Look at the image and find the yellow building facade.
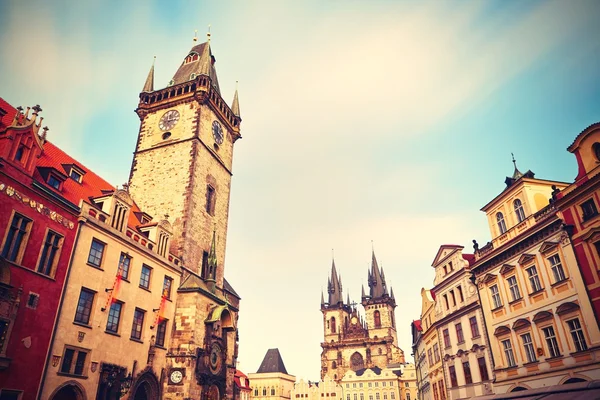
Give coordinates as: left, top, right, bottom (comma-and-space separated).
41, 190, 182, 400
340, 364, 417, 400
471, 163, 600, 393
249, 349, 296, 400
418, 289, 445, 400
431, 245, 493, 399
292, 378, 343, 400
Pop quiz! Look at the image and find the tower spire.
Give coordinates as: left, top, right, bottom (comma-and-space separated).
142, 56, 155, 93
207, 225, 218, 293
231, 81, 241, 117
369, 249, 386, 298
328, 258, 342, 305
511, 152, 523, 180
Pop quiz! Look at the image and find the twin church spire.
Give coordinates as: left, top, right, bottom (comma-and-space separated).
321, 250, 395, 309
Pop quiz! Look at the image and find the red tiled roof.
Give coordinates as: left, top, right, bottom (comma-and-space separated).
413, 320, 422, 331
462, 253, 475, 266
1, 97, 144, 229
234, 370, 251, 390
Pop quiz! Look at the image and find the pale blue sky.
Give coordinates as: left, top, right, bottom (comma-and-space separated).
1, 0, 600, 381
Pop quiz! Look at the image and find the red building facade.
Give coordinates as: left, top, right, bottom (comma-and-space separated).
0, 99, 79, 400
555, 122, 600, 327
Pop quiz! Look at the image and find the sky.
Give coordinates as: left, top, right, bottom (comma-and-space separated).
2, 0, 600, 382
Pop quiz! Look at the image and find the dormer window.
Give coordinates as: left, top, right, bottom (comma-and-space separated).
47, 174, 63, 190
184, 53, 199, 64
70, 169, 82, 183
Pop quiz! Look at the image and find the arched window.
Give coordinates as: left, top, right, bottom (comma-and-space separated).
496, 212, 507, 234
332, 361, 337, 369
263, 388, 267, 396
271, 387, 275, 396
374, 310, 381, 328
255, 389, 259, 396
331, 317, 336, 333
514, 199, 525, 223
350, 352, 364, 371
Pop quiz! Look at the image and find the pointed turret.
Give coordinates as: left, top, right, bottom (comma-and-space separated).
505, 153, 535, 188
361, 284, 366, 299
368, 251, 386, 298
170, 34, 220, 94
346, 293, 351, 306
511, 153, 523, 180
327, 259, 343, 305
207, 228, 218, 293
321, 290, 325, 307
231, 83, 241, 117
142, 57, 155, 93
390, 287, 395, 300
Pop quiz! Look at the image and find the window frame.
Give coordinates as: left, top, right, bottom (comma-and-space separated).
156, 319, 168, 347
463, 361, 473, 385
87, 238, 106, 269
581, 198, 599, 221
1, 211, 33, 264
470, 316, 480, 338
206, 185, 216, 216
74, 287, 96, 326
448, 365, 458, 387
566, 318, 588, 352
477, 356, 489, 381
496, 212, 507, 235
514, 199, 526, 223
547, 254, 566, 284
106, 301, 123, 334
118, 252, 131, 281
443, 328, 450, 348
507, 275, 522, 302
525, 265, 543, 293
490, 284, 503, 309
47, 173, 63, 190
36, 228, 64, 277
130, 308, 145, 341
520, 332, 537, 363
501, 339, 516, 367
541, 325, 561, 358
455, 322, 464, 343
139, 264, 152, 290
58, 345, 90, 377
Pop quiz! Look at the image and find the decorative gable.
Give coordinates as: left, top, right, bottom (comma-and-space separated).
431, 245, 463, 267
518, 253, 536, 265
499, 264, 515, 276
482, 273, 497, 285
512, 318, 531, 331
539, 241, 559, 254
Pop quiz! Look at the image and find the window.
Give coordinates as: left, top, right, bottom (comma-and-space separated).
271, 387, 275, 396
448, 365, 458, 387
502, 339, 516, 367
433, 343, 440, 363
470, 316, 480, 338
374, 310, 381, 327
542, 326, 561, 357
477, 356, 489, 381
497, 212, 507, 234
118, 253, 131, 280
60, 346, 88, 376
206, 185, 216, 215
131, 308, 145, 340
153, 319, 167, 347
450, 290, 456, 307
432, 383, 438, 400
74, 288, 95, 325
428, 348, 433, 365
106, 301, 122, 333
263, 388, 267, 396
163, 276, 173, 299
490, 285, 502, 309
514, 199, 525, 223
140, 265, 152, 289
507, 276, 521, 301
375, 394, 380, 400
457, 285, 464, 302
443, 294, 449, 310
47, 174, 62, 190
37, 230, 63, 276
70, 169, 83, 182
567, 318, 588, 352
0, 390, 23, 400
463, 361, 472, 384
14, 145, 25, 162
526, 266, 542, 292
201, 251, 209, 279
331, 317, 336, 333
26, 292, 40, 309
87, 239, 105, 268
455, 323, 464, 343
390, 393, 395, 400
1, 212, 32, 263
406, 394, 410, 400
581, 199, 598, 221
521, 333, 536, 363
548, 255, 566, 283
443, 328, 450, 348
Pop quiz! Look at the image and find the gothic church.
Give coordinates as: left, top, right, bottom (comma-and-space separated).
320, 252, 405, 381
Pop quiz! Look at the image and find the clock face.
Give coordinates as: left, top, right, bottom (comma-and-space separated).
159, 110, 180, 131
351, 316, 358, 325
170, 370, 183, 384
209, 343, 223, 375
212, 120, 224, 145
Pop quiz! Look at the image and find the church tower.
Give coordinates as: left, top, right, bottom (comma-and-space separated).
320, 251, 405, 382
129, 35, 242, 400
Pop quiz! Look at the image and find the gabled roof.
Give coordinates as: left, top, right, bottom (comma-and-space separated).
224, 278, 240, 299
567, 121, 600, 152
171, 42, 220, 93
431, 244, 463, 267
256, 348, 288, 374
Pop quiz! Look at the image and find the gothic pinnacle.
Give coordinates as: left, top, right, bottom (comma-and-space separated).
142, 56, 155, 93
231, 81, 241, 117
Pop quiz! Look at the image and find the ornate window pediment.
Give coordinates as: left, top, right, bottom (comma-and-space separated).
494, 325, 511, 337
512, 318, 531, 331
482, 273, 497, 284
499, 264, 515, 276
518, 253, 536, 265
539, 241, 559, 254
556, 301, 580, 316
532, 310, 553, 324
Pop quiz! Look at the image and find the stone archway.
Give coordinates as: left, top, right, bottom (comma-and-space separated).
130, 370, 160, 400
49, 381, 86, 400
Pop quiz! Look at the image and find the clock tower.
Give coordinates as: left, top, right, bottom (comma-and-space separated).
129, 36, 242, 400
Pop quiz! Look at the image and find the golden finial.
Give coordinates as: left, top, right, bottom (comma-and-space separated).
193, 29, 198, 42
207, 24, 211, 42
